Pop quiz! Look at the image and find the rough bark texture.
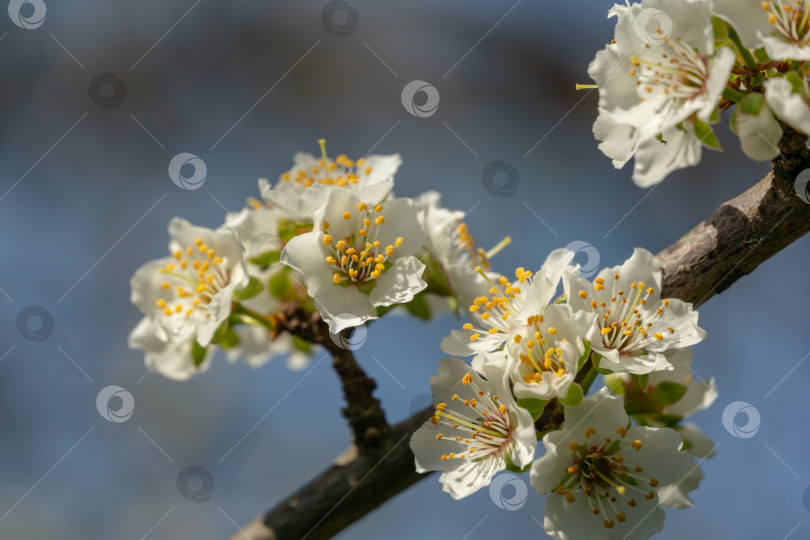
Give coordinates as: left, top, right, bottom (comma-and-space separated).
279, 307, 391, 455
232, 133, 810, 540
658, 124, 810, 307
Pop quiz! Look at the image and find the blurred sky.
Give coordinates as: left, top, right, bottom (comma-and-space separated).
1, 1, 809, 539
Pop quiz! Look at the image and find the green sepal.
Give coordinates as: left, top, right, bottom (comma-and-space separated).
577, 340, 591, 371
218, 327, 240, 349
635, 373, 650, 392
591, 353, 613, 375
653, 381, 688, 406
249, 250, 281, 269
604, 374, 627, 397
559, 383, 584, 408
268, 271, 294, 300
729, 107, 740, 135
693, 118, 723, 150
503, 452, 531, 474
517, 398, 548, 422
754, 47, 770, 64
739, 92, 765, 116
711, 16, 728, 43
405, 292, 432, 321
785, 71, 807, 96
291, 334, 312, 355
232, 277, 264, 302
209, 319, 231, 344
278, 219, 313, 243
191, 340, 207, 367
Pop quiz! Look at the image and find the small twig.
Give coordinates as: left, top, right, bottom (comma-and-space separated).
278, 306, 390, 455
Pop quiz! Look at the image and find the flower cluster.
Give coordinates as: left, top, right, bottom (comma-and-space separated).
129, 142, 507, 379
411, 248, 715, 539
129, 141, 719, 539
589, 0, 810, 186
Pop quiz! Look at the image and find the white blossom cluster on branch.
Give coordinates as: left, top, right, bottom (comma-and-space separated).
590, 0, 810, 186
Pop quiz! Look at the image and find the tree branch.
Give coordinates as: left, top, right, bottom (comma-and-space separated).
279, 307, 390, 455
232, 136, 810, 540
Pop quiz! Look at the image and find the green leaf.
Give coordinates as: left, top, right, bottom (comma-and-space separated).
709, 107, 722, 124
604, 374, 627, 397
693, 118, 723, 150
268, 271, 293, 300
405, 292, 432, 321
517, 398, 548, 422
559, 383, 584, 408
739, 92, 765, 116
711, 16, 728, 43
577, 340, 591, 371
725, 21, 758, 72
191, 340, 207, 367
250, 250, 280, 269
232, 277, 264, 302
635, 373, 650, 392
652, 381, 688, 406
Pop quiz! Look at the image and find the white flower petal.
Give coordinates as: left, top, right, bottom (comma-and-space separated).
765, 77, 810, 135
368, 256, 427, 307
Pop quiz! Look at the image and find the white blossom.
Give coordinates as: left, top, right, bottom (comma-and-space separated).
532, 388, 693, 539
441, 249, 576, 357
130, 218, 249, 347
564, 248, 706, 374
589, 0, 735, 185
712, 0, 810, 60
765, 76, 810, 135
128, 317, 212, 380
410, 356, 536, 499
280, 188, 426, 333
260, 148, 401, 219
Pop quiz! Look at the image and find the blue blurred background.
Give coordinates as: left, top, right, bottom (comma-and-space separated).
1, 1, 808, 538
